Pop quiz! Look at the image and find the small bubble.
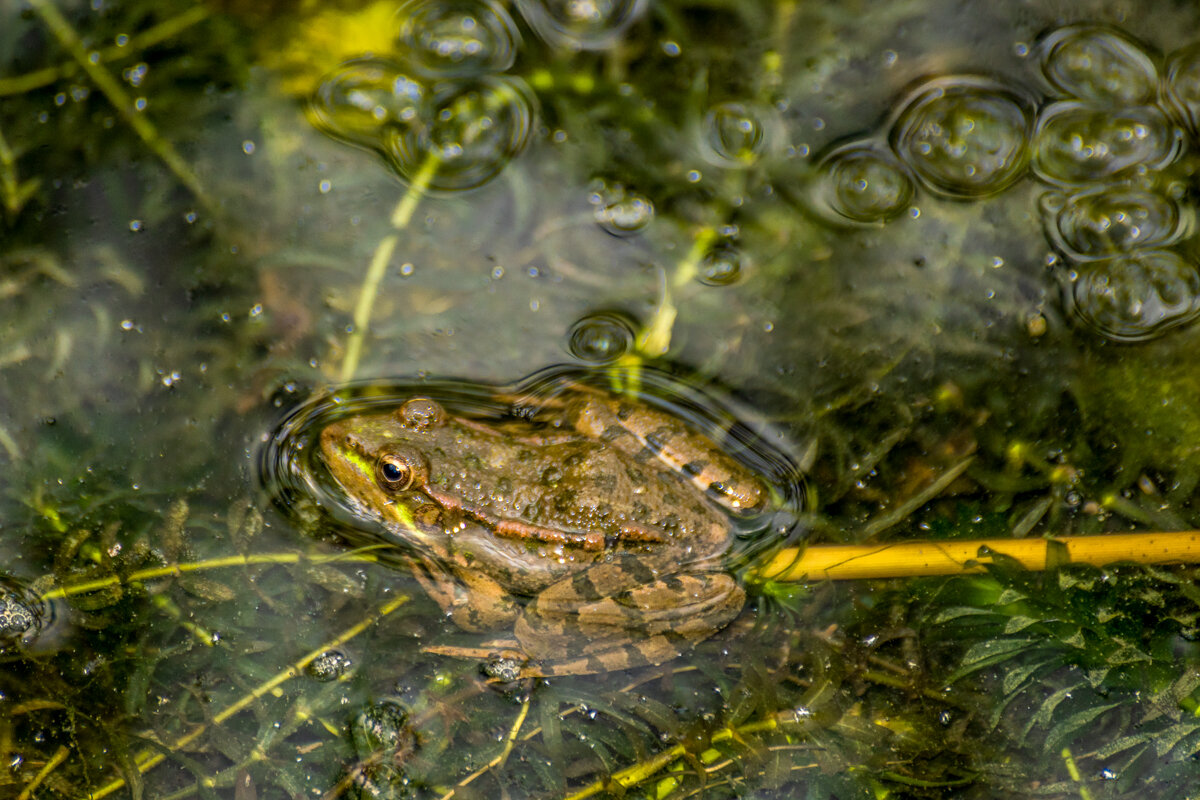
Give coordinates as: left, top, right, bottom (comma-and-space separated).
662, 40, 681, 56
183, 211, 197, 224
991, 256, 1005, 268
134, 97, 147, 111
318, 179, 332, 193
54, 93, 66, 106
88, 51, 100, 64
882, 50, 898, 68
1014, 41, 1029, 57
701, 102, 773, 167
567, 311, 636, 363
400, 262, 415, 276
530, 299, 540, 311
115, 33, 129, 46
698, 246, 745, 286
491, 265, 505, 279
129, 219, 143, 232
242, 140, 256, 155
686, 170, 701, 182
528, 266, 540, 277
249, 304, 264, 317
594, 192, 655, 236
161, 370, 181, 388
763, 321, 774, 332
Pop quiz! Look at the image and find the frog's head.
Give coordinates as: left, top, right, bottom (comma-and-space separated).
319, 397, 447, 529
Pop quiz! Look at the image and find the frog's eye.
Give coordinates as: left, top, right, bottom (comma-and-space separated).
376, 452, 420, 491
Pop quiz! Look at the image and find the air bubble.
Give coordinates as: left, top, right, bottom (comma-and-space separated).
698, 247, 745, 286
889, 76, 1035, 198
1031, 101, 1182, 185
1165, 43, 1200, 133
593, 189, 655, 236
516, 0, 648, 50
1062, 250, 1200, 342
1042, 187, 1190, 260
567, 311, 636, 363
395, 0, 520, 76
309, 59, 430, 150
1038, 24, 1159, 105
699, 102, 776, 167
813, 140, 914, 224
306, 649, 353, 681
383, 74, 535, 191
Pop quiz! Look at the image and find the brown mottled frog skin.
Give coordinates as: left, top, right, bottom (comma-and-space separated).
319, 390, 766, 676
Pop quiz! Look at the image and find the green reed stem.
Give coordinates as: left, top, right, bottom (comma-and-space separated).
86, 593, 410, 799
0, 6, 211, 97
26, 0, 213, 212
38, 548, 387, 600
339, 152, 440, 382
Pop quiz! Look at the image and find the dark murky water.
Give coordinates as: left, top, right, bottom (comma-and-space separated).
8, 0, 1200, 797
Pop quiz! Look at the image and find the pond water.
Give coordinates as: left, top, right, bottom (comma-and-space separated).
5, 0, 1200, 797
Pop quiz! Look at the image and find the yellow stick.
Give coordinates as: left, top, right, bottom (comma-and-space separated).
753, 531, 1200, 582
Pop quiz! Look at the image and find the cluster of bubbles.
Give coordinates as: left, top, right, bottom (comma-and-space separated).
308, 0, 656, 191
810, 24, 1200, 342
309, 0, 535, 191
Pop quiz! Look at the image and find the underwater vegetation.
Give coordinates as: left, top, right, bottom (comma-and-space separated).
8, 0, 1200, 798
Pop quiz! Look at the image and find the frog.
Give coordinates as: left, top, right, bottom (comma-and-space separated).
318, 388, 767, 677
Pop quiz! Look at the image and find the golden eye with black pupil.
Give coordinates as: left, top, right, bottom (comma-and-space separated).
376, 454, 415, 491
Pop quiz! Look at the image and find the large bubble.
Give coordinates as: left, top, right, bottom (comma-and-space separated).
1062, 250, 1200, 342
567, 311, 637, 362
1165, 43, 1200, 134
889, 76, 1035, 199
1032, 101, 1182, 185
812, 140, 914, 224
590, 183, 655, 236
1038, 24, 1159, 106
516, 0, 648, 50
309, 59, 430, 150
395, 0, 520, 77
383, 74, 536, 191
1042, 187, 1190, 261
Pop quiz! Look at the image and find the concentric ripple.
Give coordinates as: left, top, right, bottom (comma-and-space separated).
309, 58, 430, 150
383, 74, 536, 191
889, 76, 1035, 199
1032, 101, 1183, 185
567, 311, 637, 362
395, 0, 520, 77
1041, 187, 1189, 261
813, 140, 915, 224
1062, 250, 1200, 342
516, 0, 648, 50
1038, 24, 1159, 105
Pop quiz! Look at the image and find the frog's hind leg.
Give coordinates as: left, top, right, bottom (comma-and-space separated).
404, 553, 521, 632
512, 557, 745, 676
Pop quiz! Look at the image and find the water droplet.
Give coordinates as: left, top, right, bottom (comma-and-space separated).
383, 74, 535, 191
516, 0, 648, 50
1043, 187, 1190, 260
700, 102, 773, 167
309, 58, 430, 150
813, 140, 914, 224
698, 246, 745, 286
1031, 101, 1182, 185
567, 311, 636, 362
1038, 24, 1158, 105
306, 649, 353, 681
395, 0, 520, 76
593, 190, 654, 236
889, 75, 1035, 198
1062, 250, 1200, 341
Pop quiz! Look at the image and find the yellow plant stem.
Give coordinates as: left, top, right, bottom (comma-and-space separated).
39, 549, 385, 601
753, 530, 1200, 582
16, 745, 69, 800
87, 594, 410, 800
26, 0, 212, 211
339, 153, 440, 382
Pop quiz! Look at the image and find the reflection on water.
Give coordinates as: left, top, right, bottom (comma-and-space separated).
12, 0, 1200, 796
